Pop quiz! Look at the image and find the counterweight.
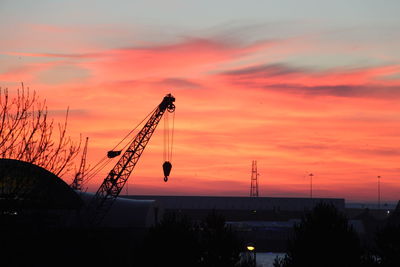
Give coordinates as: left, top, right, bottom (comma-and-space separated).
88, 94, 175, 226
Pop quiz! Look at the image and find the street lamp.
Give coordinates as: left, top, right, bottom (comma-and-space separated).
309, 173, 314, 199
377, 175, 381, 209
246, 243, 256, 267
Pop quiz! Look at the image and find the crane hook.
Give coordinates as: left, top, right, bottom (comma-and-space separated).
163, 161, 172, 182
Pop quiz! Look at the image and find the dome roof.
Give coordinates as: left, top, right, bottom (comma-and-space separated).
0, 159, 82, 210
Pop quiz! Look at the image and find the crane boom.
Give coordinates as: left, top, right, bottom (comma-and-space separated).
88, 94, 175, 226
71, 137, 89, 191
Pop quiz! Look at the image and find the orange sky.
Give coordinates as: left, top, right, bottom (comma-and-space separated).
1, 1, 400, 202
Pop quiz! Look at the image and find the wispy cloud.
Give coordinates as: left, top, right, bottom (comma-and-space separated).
4, 51, 105, 59
221, 63, 308, 77
219, 63, 400, 98
156, 78, 203, 89
262, 84, 400, 98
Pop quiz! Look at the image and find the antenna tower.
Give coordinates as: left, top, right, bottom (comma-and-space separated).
250, 160, 259, 197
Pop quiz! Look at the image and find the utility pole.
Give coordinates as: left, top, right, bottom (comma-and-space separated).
250, 160, 259, 197
309, 173, 314, 199
378, 175, 381, 209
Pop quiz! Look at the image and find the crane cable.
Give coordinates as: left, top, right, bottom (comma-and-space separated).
81, 106, 158, 186
163, 109, 175, 162
162, 107, 175, 182
170, 110, 175, 161
163, 112, 168, 162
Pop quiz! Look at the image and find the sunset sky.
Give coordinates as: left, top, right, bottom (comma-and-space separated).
1, 1, 400, 202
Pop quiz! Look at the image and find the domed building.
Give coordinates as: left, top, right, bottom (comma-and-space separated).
0, 158, 162, 228
0, 158, 83, 227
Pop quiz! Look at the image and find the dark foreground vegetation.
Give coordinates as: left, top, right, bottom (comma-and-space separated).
136, 211, 251, 267
0, 210, 253, 267
274, 202, 400, 267
3, 204, 400, 267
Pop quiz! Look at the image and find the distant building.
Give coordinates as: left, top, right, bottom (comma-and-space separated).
122, 195, 345, 221
122, 195, 345, 251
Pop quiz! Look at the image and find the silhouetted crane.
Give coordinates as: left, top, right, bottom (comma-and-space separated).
88, 94, 175, 226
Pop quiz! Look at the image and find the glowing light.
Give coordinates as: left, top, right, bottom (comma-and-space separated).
247, 244, 255, 251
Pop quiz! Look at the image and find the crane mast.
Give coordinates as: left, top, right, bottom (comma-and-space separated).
71, 137, 89, 191
88, 94, 175, 226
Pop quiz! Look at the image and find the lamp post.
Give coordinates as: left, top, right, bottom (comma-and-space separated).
377, 175, 381, 209
246, 243, 256, 267
309, 173, 314, 199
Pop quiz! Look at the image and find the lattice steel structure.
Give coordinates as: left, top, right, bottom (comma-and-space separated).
250, 160, 259, 197
71, 137, 89, 191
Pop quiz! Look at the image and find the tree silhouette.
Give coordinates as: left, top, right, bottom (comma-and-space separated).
137, 213, 201, 267
136, 211, 248, 267
199, 210, 243, 267
374, 220, 400, 266
0, 85, 80, 177
274, 202, 362, 267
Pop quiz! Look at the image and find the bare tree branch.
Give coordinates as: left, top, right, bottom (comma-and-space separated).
0, 85, 81, 178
